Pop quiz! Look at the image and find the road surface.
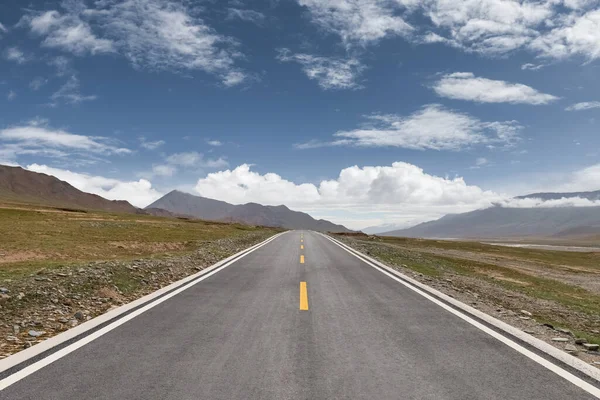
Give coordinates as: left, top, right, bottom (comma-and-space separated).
1, 231, 598, 399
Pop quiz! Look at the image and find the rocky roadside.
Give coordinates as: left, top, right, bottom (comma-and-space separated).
336, 236, 600, 369
0, 231, 276, 359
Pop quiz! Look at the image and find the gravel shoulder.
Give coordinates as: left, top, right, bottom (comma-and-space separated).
335, 234, 600, 369
0, 232, 276, 358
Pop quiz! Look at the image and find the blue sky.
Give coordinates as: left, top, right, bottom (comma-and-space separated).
2, 0, 600, 230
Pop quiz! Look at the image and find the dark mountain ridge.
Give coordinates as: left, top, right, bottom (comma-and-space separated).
146, 190, 352, 232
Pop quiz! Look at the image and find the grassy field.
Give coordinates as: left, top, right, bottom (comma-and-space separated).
0, 202, 279, 279
336, 234, 600, 346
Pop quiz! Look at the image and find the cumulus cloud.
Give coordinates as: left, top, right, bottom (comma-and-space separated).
194, 161, 600, 229
195, 162, 505, 229
296, 0, 413, 46
206, 139, 222, 146
50, 75, 97, 105
432, 72, 558, 105
21, 0, 247, 86
565, 101, 600, 111
277, 49, 365, 90
7, 90, 16, 101
297, 104, 521, 151
0, 120, 130, 163
26, 164, 162, 208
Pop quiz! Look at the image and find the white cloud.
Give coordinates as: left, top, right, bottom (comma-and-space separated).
152, 164, 176, 177
420, 0, 553, 55
297, 104, 521, 151
295, 1, 600, 63
0, 22, 7, 34
277, 48, 365, 90
165, 151, 229, 169
21, 0, 247, 86
206, 139, 222, 146
296, 0, 413, 46
26, 164, 162, 208
24, 10, 114, 55
29, 77, 48, 91
0, 120, 130, 163
7, 90, 16, 101
432, 72, 558, 104
499, 196, 600, 208
139, 138, 165, 150
530, 9, 600, 60
4, 47, 29, 64
50, 75, 97, 105
195, 162, 505, 229
521, 63, 544, 70
565, 101, 600, 111
226, 8, 266, 25
48, 56, 72, 76
92, 0, 247, 85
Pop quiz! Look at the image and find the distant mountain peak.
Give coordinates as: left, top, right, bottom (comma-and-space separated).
146, 191, 351, 232
0, 164, 138, 213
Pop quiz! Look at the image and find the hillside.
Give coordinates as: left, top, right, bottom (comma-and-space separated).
0, 165, 138, 213
382, 206, 600, 239
147, 190, 352, 232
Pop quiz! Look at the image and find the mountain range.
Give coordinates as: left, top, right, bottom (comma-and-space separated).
0, 165, 351, 232
381, 202, 600, 239
146, 190, 352, 232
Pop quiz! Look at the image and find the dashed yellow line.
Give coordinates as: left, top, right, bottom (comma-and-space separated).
300, 282, 308, 310
301, 245, 304, 249
300, 255, 305, 264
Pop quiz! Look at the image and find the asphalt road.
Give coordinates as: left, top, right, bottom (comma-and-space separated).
1, 231, 598, 399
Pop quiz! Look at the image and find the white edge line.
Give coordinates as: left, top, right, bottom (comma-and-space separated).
320, 233, 600, 397
0, 231, 287, 390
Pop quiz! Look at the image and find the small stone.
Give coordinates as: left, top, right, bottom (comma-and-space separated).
575, 338, 588, 345
556, 328, 574, 336
552, 338, 569, 342
16, 292, 25, 300
58, 318, 69, 323
0, 288, 8, 294
74, 311, 85, 321
28, 330, 45, 338
519, 316, 531, 320
583, 343, 599, 351
6, 336, 18, 342
520, 310, 532, 316
12, 325, 20, 334
565, 344, 578, 353
68, 319, 78, 327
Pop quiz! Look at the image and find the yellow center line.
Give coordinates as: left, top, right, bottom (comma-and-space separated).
300, 282, 309, 310
300, 255, 305, 263
301, 239, 303, 243
301, 245, 304, 249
